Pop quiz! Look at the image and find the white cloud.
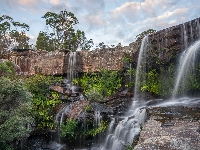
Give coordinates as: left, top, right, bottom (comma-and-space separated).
19, 0, 37, 8
50, 0, 60, 5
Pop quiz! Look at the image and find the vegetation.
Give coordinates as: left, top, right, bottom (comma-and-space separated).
141, 69, 160, 96
0, 60, 15, 78
36, 10, 93, 51
36, 31, 54, 51
60, 119, 77, 139
0, 77, 34, 144
87, 121, 108, 136
25, 75, 62, 128
0, 15, 30, 52
135, 29, 156, 40
73, 70, 123, 101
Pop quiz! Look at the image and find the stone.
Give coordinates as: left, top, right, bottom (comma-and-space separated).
134, 106, 200, 150
50, 85, 64, 94
0, 17, 200, 76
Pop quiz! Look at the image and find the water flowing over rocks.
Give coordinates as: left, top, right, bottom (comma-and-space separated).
1, 17, 200, 150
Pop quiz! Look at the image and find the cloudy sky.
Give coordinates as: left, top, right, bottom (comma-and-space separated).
1, 0, 200, 48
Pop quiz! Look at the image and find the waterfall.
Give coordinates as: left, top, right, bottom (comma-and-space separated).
101, 36, 149, 150
172, 40, 200, 98
134, 36, 149, 100
190, 21, 193, 42
196, 18, 200, 39
67, 52, 77, 81
94, 111, 102, 129
55, 103, 73, 125
102, 108, 146, 150
183, 23, 188, 49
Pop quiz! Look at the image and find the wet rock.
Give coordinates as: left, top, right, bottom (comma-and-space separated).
50, 85, 64, 94
134, 106, 200, 150
135, 120, 200, 150
64, 89, 71, 96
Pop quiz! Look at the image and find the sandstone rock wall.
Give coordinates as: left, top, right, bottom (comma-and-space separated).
9, 50, 65, 76
0, 17, 200, 76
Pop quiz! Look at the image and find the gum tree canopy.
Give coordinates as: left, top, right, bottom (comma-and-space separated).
0, 15, 30, 51
37, 10, 93, 51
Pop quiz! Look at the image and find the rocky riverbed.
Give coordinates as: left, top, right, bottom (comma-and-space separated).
135, 101, 200, 150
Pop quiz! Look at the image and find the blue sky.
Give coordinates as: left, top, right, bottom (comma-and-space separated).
1, 0, 200, 48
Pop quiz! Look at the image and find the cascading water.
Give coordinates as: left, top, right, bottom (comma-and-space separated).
101, 36, 149, 150
172, 40, 200, 98
67, 51, 77, 82
190, 21, 193, 42
95, 111, 102, 129
183, 23, 188, 49
134, 36, 149, 99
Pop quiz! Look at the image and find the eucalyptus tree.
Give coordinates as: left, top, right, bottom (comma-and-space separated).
36, 31, 54, 51
0, 15, 30, 52
40, 10, 93, 51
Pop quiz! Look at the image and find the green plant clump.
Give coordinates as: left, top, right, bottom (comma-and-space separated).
87, 121, 108, 136
140, 69, 161, 96
73, 70, 122, 102
0, 61, 16, 78
60, 119, 77, 139
25, 75, 62, 129
0, 77, 34, 143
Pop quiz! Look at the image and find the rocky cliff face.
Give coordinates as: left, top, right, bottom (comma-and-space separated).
0, 17, 200, 76
148, 17, 200, 65
8, 50, 65, 76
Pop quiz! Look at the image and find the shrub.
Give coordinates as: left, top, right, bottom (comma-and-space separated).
0, 77, 34, 143
73, 70, 123, 101
25, 75, 62, 129
0, 61, 15, 78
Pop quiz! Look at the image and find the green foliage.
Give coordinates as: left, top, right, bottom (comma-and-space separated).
0, 77, 33, 143
85, 89, 104, 102
25, 74, 56, 96
123, 57, 132, 63
0, 143, 13, 150
0, 15, 29, 51
124, 144, 134, 150
177, 63, 200, 94
36, 31, 54, 51
141, 69, 161, 95
60, 119, 77, 139
0, 61, 15, 78
32, 92, 61, 129
25, 75, 62, 128
73, 70, 122, 101
85, 105, 92, 112
137, 63, 175, 98
9, 30, 30, 49
135, 29, 156, 40
41, 10, 93, 51
87, 121, 108, 136
125, 68, 136, 88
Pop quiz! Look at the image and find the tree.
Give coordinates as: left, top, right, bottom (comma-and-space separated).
41, 10, 93, 51
136, 29, 156, 40
0, 77, 34, 144
36, 31, 54, 51
10, 30, 30, 49
0, 15, 30, 52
